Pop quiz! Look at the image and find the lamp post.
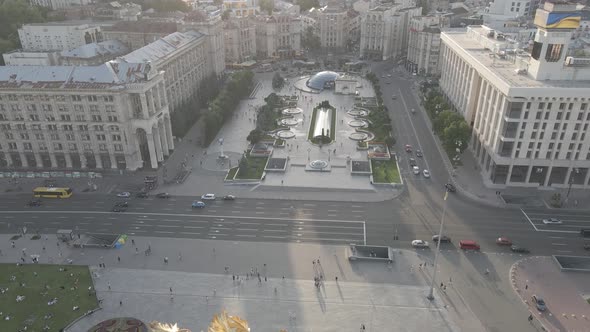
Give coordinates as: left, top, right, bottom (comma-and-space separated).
307, 148, 311, 162
565, 168, 579, 205
427, 189, 450, 301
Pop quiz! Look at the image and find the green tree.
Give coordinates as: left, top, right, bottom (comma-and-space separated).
221, 9, 231, 20
136, 0, 190, 12
298, 0, 320, 12
264, 92, 281, 106
441, 120, 471, 153
433, 110, 462, 134
247, 129, 264, 144
301, 26, 320, 50
272, 72, 285, 89
0, 0, 49, 64
260, 0, 274, 15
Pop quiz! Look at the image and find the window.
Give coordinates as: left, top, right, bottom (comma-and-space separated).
526, 102, 531, 109
526, 151, 532, 158
5, 133, 13, 139
68, 143, 77, 151
83, 143, 92, 151
582, 103, 588, 111
114, 144, 123, 151
16, 123, 26, 130
75, 114, 86, 121
50, 133, 60, 140
72, 95, 82, 102
566, 112, 570, 120
544, 112, 549, 120
554, 123, 560, 130
53, 143, 63, 150
78, 125, 88, 131
575, 123, 581, 130
39, 142, 48, 150
107, 115, 118, 122
60, 115, 71, 121
578, 113, 583, 121
551, 132, 557, 139
23, 142, 33, 150
560, 132, 565, 140
109, 125, 119, 131
539, 102, 545, 110
27, 104, 36, 112
519, 132, 524, 139
87, 95, 98, 102
105, 105, 115, 113
89, 105, 99, 112
94, 125, 104, 131
63, 125, 73, 131
112, 134, 121, 141
542, 123, 547, 130
92, 115, 102, 122
20, 133, 29, 140
74, 105, 84, 113
556, 112, 562, 120
540, 132, 544, 139
545, 43, 563, 62
58, 105, 69, 112
535, 151, 539, 158
96, 134, 106, 141
559, 103, 566, 110
569, 143, 575, 150
81, 134, 90, 141
566, 152, 571, 159
524, 111, 529, 119
535, 112, 541, 120
8, 142, 17, 150
531, 131, 537, 139
35, 133, 44, 140
521, 123, 527, 129
99, 144, 108, 151
547, 103, 552, 110
546, 151, 552, 159
533, 123, 539, 129
47, 124, 58, 131
65, 134, 75, 141
549, 143, 554, 149
103, 96, 114, 102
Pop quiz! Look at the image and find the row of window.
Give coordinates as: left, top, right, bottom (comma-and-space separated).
0, 113, 118, 122
524, 101, 588, 112
0, 94, 114, 103
0, 104, 116, 113
1, 124, 120, 132
5, 132, 122, 142
0, 142, 124, 152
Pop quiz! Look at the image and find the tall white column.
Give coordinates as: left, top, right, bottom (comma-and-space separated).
146, 133, 159, 169
153, 127, 164, 162
95, 153, 103, 169
49, 153, 57, 168
19, 153, 28, 168
34, 153, 43, 168
165, 117, 174, 150
65, 154, 72, 168
109, 153, 117, 169
80, 154, 87, 169
159, 122, 169, 156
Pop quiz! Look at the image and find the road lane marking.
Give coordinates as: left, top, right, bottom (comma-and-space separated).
548, 236, 565, 239
155, 231, 175, 234
556, 250, 573, 253
162, 208, 172, 211
236, 228, 258, 231
328, 214, 337, 217
231, 211, 241, 213
179, 232, 201, 235
327, 210, 338, 212
4, 216, 14, 219
303, 203, 316, 207
162, 219, 181, 222
551, 243, 567, 246
351, 210, 364, 213
83, 216, 95, 219
263, 229, 288, 232
520, 209, 539, 231
184, 226, 205, 229
235, 234, 257, 238
157, 225, 181, 228
255, 212, 265, 214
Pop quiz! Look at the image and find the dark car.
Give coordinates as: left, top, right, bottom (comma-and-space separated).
583, 243, 590, 250
409, 158, 417, 167
114, 201, 129, 208
136, 192, 148, 198
27, 199, 42, 207
416, 150, 423, 158
510, 245, 530, 253
445, 183, 456, 192
112, 206, 126, 212
156, 192, 171, 199
531, 295, 547, 311
432, 235, 451, 243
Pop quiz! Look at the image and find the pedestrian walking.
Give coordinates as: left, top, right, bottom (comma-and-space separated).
440, 282, 444, 288
117, 256, 121, 262
170, 287, 173, 293
42, 246, 45, 252
206, 296, 209, 304
525, 284, 528, 290
11, 241, 15, 248
178, 252, 182, 261
213, 289, 216, 296
135, 247, 138, 254
335, 276, 338, 281
108, 282, 111, 291
131, 239, 135, 246
164, 257, 169, 264
120, 300, 123, 306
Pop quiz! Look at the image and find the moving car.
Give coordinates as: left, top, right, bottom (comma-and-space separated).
116, 192, 131, 198
409, 158, 417, 166
416, 150, 423, 158
542, 218, 562, 225
496, 237, 512, 245
531, 295, 547, 311
584, 243, 590, 250
405, 144, 412, 153
510, 245, 530, 253
223, 195, 236, 200
413, 166, 420, 175
411, 240, 429, 248
423, 170, 431, 178
432, 235, 451, 243
27, 199, 42, 207
136, 192, 148, 198
114, 201, 129, 208
392, 95, 397, 100
459, 240, 480, 250
155, 192, 171, 199
192, 201, 206, 209
201, 193, 216, 200
112, 206, 126, 212
445, 183, 456, 192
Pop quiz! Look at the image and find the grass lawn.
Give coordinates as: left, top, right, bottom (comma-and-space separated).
0, 264, 97, 331
371, 159, 401, 183
226, 167, 238, 180
236, 155, 268, 179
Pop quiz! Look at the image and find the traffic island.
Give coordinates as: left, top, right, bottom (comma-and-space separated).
348, 244, 393, 262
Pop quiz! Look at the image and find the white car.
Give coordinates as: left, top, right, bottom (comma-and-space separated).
542, 218, 562, 225
201, 193, 216, 200
423, 170, 430, 178
412, 166, 420, 175
116, 192, 131, 198
412, 240, 429, 248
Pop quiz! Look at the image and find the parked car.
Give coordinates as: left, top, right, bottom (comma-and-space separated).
422, 170, 431, 178
510, 245, 530, 253
201, 193, 216, 200
496, 237, 512, 245
542, 218, 562, 225
223, 195, 236, 200
192, 201, 206, 209
432, 235, 451, 243
116, 192, 131, 198
416, 150, 423, 158
155, 192, 171, 199
405, 144, 412, 153
409, 158, 417, 166
114, 201, 129, 208
27, 199, 42, 207
531, 295, 547, 311
412, 166, 420, 175
445, 183, 456, 192
411, 240, 429, 248
459, 240, 480, 250
136, 192, 148, 198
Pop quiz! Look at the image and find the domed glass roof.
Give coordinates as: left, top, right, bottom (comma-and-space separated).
306, 71, 340, 90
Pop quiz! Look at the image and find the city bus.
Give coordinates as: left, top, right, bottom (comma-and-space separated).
33, 187, 73, 198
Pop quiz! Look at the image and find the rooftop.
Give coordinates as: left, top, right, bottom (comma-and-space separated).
442, 26, 590, 90
118, 30, 204, 65
103, 21, 178, 34
61, 40, 129, 59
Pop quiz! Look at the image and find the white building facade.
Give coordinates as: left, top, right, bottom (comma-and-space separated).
224, 18, 257, 63
318, 5, 349, 48
255, 14, 301, 59
18, 22, 102, 52
0, 63, 173, 171
439, 1, 590, 188
29, 0, 89, 10
406, 15, 449, 75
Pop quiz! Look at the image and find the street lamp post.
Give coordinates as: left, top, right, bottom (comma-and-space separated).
565, 168, 579, 205
427, 189, 450, 301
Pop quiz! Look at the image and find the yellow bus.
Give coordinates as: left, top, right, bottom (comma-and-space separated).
33, 187, 73, 198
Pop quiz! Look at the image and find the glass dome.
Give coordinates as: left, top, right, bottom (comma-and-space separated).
306, 71, 340, 90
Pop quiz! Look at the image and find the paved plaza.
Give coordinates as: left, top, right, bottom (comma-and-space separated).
0, 234, 487, 332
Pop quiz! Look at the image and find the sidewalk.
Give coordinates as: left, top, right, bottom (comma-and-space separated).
0, 234, 483, 332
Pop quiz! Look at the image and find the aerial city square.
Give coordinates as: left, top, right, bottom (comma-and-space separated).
0, 0, 590, 331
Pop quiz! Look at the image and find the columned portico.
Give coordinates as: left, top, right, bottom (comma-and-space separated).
146, 133, 159, 169
159, 121, 169, 156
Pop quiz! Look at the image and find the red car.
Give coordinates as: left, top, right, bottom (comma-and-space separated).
496, 237, 512, 245
405, 144, 412, 153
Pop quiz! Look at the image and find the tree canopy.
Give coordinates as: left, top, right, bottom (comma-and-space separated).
0, 0, 49, 64
259, 0, 274, 15
136, 0, 190, 12
301, 26, 320, 50
272, 72, 285, 89
298, 0, 320, 12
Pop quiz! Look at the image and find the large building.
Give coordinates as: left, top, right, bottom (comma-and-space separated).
102, 21, 178, 51
0, 62, 173, 171
254, 14, 302, 59
179, 13, 226, 78
60, 40, 130, 66
317, 4, 349, 49
17, 22, 103, 52
359, 3, 422, 60
224, 17, 257, 63
118, 31, 208, 112
222, 0, 259, 17
29, 0, 89, 10
439, 1, 590, 188
406, 15, 449, 75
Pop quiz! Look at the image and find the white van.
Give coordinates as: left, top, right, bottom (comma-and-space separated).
412, 166, 420, 175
